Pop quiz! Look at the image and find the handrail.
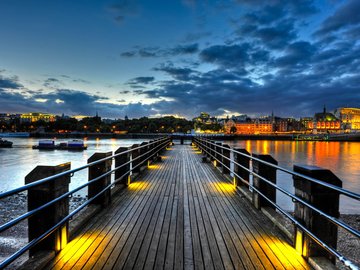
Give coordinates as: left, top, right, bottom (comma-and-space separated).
202, 139, 360, 201
0, 137, 168, 200
0, 137, 171, 269
193, 137, 360, 270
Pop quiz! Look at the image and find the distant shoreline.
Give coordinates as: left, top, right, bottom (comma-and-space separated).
2, 132, 360, 141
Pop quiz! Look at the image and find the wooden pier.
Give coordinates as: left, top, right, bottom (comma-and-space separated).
43, 144, 310, 270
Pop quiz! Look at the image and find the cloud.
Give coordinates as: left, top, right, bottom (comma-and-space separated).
125, 76, 155, 89
106, 0, 140, 24
200, 43, 254, 68
0, 75, 23, 89
182, 31, 212, 42
127, 76, 155, 84
43, 77, 61, 88
153, 63, 197, 81
120, 43, 199, 58
315, 0, 360, 37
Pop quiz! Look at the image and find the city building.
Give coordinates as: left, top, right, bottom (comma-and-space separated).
224, 117, 273, 134
339, 107, 360, 130
308, 107, 341, 132
300, 117, 313, 131
20, 112, 56, 123
193, 112, 217, 125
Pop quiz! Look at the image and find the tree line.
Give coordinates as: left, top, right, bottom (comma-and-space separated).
0, 116, 218, 133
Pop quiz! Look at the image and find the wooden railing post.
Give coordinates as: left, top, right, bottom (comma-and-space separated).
205, 140, 209, 157
293, 165, 342, 263
140, 142, 149, 167
25, 162, 71, 255
215, 142, 222, 167
88, 152, 112, 207
252, 154, 277, 210
233, 148, 250, 186
210, 140, 215, 161
131, 144, 140, 173
222, 144, 231, 174
115, 147, 131, 185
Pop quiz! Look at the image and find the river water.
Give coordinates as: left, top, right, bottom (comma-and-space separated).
224, 140, 360, 214
0, 138, 359, 214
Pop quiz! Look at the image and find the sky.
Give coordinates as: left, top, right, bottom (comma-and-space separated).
0, 0, 359, 119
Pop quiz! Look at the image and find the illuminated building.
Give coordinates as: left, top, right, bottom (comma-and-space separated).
339, 107, 360, 130
300, 117, 313, 131
20, 112, 56, 123
224, 118, 273, 134
308, 107, 340, 132
193, 112, 217, 124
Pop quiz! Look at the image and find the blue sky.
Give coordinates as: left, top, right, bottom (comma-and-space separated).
0, 0, 359, 119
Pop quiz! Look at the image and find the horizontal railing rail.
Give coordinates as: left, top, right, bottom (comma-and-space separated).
193, 137, 360, 270
0, 137, 171, 269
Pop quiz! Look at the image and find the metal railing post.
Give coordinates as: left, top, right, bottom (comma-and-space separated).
88, 152, 112, 207
293, 165, 342, 263
252, 154, 277, 210
25, 162, 71, 255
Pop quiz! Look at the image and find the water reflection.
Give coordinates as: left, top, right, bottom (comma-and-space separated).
225, 140, 360, 214
0, 138, 149, 194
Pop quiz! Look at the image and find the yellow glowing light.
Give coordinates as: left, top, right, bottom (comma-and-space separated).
233, 177, 237, 187
209, 182, 236, 195
194, 151, 202, 154
148, 164, 160, 170
213, 160, 217, 167
61, 225, 68, 250
128, 181, 147, 191
127, 175, 131, 185
161, 156, 168, 160
56, 233, 102, 266
252, 236, 309, 269
295, 229, 303, 255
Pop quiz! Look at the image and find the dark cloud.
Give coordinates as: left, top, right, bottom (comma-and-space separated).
235, 0, 317, 17
199, 43, 251, 68
0, 75, 23, 89
315, 0, 360, 37
182, 31, 212, 42
127, 76, 155, 85
107, 0, 140, 24
119, 90, 130, 94
153, 63, 197, 81
43, 77, 61, 88
120, 43, 199, 58
251, 19, 297, 49
1, 88, 154, 118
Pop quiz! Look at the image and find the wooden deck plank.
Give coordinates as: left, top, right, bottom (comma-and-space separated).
188, 154, 234, 270
121, 153, 175, 270
199, 157, 305, 270
44, 144, 312, 270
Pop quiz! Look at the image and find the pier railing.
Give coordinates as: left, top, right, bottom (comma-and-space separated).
0, 137, 171, 269
193, 137, 360, 270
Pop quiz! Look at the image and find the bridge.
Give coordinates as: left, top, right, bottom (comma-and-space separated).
0, 137, 359, 269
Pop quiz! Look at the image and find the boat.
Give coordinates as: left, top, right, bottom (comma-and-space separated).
57, 140, 87, 150
33, 139, 87, 150
0, 138, 13, 148
32, 139, 56, 150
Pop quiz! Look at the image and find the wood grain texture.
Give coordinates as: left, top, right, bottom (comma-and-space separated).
44, 144, 311, 270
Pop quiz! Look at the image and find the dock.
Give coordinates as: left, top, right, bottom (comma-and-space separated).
43, 144, 309, 270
